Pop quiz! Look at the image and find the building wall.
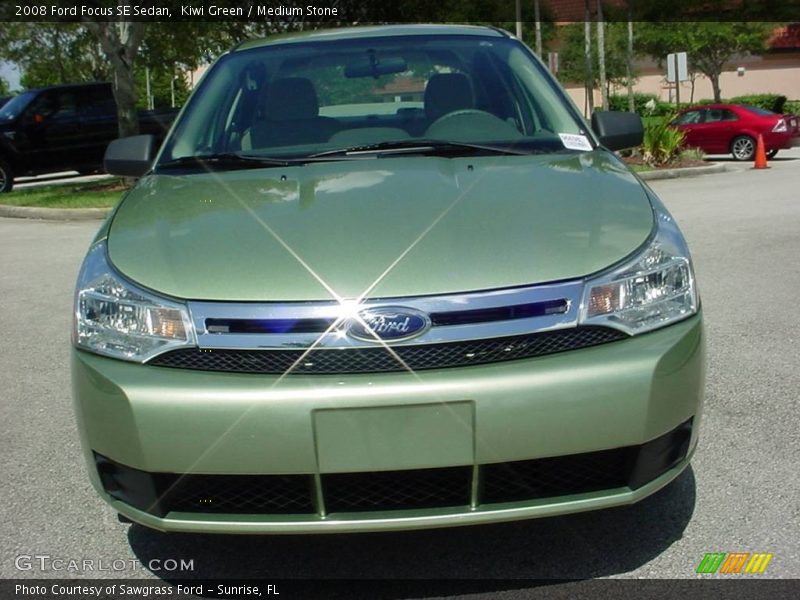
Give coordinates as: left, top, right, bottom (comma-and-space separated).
632, 53, 800, 103
564, 52, 800, 116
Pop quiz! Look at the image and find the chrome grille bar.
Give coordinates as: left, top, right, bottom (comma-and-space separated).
187, 280, 583, 350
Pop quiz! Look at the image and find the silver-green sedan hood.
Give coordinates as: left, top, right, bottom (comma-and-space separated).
107, 152, 653, 301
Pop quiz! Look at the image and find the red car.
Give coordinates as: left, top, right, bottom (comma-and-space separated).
785, 112, 800, 143
670, 103, 795, 161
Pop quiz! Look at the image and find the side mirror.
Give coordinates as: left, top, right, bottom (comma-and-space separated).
591, 111, 644, 151
104, 135, 155, 177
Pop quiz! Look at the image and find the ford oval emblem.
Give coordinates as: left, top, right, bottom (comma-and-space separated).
347, 307, 431, 342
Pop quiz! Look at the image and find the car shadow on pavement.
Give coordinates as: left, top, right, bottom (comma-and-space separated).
126, 466, 695, 595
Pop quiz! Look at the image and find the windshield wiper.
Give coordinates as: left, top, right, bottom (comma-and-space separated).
157, 153, 293, 170
308, 139, 535, 159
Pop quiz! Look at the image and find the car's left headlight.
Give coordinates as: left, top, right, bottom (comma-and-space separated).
73, 241, 196, 362
579, 196, 698, 335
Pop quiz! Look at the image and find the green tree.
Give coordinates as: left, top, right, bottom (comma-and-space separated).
0, 20, 223, 135
136, 23, 217, 109
0, 77, 9, 96
558, 22, 632, 95
635, 22, 771, 102
0, 23, 109, 88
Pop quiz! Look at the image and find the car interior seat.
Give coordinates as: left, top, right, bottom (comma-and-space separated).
424, 73, 476, 125
245, 77, 340, 149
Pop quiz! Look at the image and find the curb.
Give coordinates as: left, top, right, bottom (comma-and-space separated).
0, 204, 111, 221
637, 162, 726, 181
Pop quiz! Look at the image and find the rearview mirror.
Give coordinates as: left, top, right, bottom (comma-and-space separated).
345, 56, 407, 79
591, 111, 644, 151
104, 135, 155, 177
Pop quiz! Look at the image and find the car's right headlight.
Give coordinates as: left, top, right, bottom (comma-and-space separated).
73, 241, 195, 362
579, 196, 699, 335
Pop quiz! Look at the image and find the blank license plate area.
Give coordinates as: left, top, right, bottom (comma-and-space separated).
313, 402, 474, 473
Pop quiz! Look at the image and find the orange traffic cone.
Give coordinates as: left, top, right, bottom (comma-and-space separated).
753, 134, 769, 169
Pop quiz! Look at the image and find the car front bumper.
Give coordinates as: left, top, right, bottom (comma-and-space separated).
72, 314, 704, 534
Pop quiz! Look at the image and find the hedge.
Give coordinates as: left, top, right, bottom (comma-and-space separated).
608, 93, 674, 117
609, 93, 798, 115
689, 94, 787, 113
727, 94, 786, 113
784, 99, 800, 115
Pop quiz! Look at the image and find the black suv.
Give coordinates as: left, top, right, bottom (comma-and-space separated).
0, 82, 177, 192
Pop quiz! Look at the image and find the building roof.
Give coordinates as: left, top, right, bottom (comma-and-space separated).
769, 23, 800, 50
372, 77, 427, 96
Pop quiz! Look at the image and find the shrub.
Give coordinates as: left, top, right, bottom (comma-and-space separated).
782, 99, 800, 115
607, 93, 676, 117
608, 93, 658, 114
728, 94, 786, 113
641, 114, 686, 167
680, 147, 706, 162
652, 101, 677, 116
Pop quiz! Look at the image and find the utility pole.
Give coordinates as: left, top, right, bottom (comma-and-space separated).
515, 0, 522, 40
584, 0, 594, 115
145, 66, 153, 110
597, 0, 609, 111
534, 0, 542, 57
627, 1, 635, 113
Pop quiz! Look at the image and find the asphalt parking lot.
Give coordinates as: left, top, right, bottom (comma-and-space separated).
1, 150, 798, 593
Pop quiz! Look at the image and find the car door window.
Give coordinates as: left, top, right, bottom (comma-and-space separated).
722, 109, 738, 122
27, 94, 56, 120
705, 109, 724, 123
674, 110, 704, 125
52, 92, 78, 120
80, 87, 117, 119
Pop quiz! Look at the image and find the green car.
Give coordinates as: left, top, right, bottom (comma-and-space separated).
72, 25, 704, 534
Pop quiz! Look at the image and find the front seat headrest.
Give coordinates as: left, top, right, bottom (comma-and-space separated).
265, 77, 320, 120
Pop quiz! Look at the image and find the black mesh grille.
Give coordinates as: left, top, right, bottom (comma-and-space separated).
161, 474, 315, 514
323, 467, 472, 513
480, 447, 637, 505
148, 327, 627, 375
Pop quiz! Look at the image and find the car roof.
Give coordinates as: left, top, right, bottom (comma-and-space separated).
236, 24, 508, 51
22, 81, 111, 94
678, 104, 736, 113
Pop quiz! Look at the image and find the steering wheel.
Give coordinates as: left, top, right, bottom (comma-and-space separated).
425, 109, 523, 141
428, 109, 495, 130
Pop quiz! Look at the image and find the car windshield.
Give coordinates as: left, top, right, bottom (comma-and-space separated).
0, 91, 36, 121
158, 32, 591, 166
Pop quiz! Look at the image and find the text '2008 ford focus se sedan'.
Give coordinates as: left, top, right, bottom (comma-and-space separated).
72, 25, 704, 534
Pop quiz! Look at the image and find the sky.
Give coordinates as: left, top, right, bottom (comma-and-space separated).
0, 61, 21, 92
